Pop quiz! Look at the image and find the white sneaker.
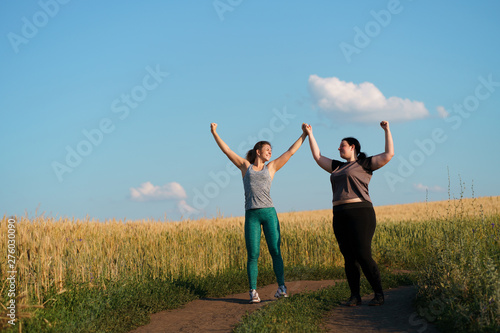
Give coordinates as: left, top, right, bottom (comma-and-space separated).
274, 285, 288, 298
249, 289, 261, 303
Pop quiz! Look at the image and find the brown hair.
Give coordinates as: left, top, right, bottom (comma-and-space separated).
246, 141, 271, 164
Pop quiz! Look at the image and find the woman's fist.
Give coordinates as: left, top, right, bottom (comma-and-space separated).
380, 121, 389, 130
210, 123, 218, 133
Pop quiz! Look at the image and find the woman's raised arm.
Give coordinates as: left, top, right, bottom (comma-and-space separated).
267, 126, 308, 178
304, 124, 333, 173
370, 121, 394, 170
210, 123, 249, 172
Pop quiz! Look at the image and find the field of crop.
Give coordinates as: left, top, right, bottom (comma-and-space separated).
1, 196, 499, 332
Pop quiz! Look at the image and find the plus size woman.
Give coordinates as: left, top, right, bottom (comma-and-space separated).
303, 121, 394, 306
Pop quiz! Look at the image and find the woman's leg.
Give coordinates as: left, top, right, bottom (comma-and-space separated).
260, 207, 285, 286
333, 211, 361, 296
245, 209, 262, 290
351, 207, 383, 294
334, 205, 382, 295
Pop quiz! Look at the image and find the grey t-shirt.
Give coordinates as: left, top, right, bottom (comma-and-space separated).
243, 164, 274, 210
330, 157, 374, 203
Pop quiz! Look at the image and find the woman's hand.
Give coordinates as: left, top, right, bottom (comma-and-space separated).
302, 123, 312, 136
210, 123, 218, 134
380, 120, 390, 131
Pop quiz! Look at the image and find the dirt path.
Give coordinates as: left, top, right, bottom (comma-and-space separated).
129, 280, 341, 332
323, 286, 440, 333
129, 282, 439, 333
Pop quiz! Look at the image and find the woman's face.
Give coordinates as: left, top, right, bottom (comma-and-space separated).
338, 140, 354, 160
257, 144, 272, 162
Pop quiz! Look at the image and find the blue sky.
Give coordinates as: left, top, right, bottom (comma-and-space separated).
2, 1, 499, 221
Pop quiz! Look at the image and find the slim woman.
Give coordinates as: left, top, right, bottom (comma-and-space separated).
303, 121, 394, 306
210, 123, 308, 303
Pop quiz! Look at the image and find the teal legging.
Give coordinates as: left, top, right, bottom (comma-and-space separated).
244, 207, 285, 290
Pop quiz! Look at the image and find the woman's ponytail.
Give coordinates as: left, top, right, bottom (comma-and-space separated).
246, 149, 257, 164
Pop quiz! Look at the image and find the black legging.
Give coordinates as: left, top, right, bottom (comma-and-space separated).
333, 201, 383, 296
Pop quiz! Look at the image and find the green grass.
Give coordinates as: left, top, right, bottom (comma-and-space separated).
10, 277, 197, 333
5, 270, 253, 333
414, 215, 500, 333
2, 266, 346, 332
234, 271, 414, 333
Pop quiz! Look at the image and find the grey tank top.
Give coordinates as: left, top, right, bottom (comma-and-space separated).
243, 164, 274, 210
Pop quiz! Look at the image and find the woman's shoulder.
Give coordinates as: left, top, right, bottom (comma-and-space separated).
357, 156, 374, 171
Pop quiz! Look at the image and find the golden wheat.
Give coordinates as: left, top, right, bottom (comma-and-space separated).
1, 196, 498, 305
276, 195, 500, 223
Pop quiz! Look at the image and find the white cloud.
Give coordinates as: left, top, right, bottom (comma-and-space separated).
130, 181, 187, 202
413, 183, 446, 193
436, 105, 449, 118
177, 200, 198, 216
130, 181, 198, 219
308, 75, 430, 123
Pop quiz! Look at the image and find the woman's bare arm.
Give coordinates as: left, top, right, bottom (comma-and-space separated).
304, 124, 333, 173
267, 128, 308, 178
210, 123, 250, 172
370, 121, 394, 170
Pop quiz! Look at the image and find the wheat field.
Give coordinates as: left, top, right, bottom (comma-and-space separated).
277, 195, 500, 223
1, 196, 498, 307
